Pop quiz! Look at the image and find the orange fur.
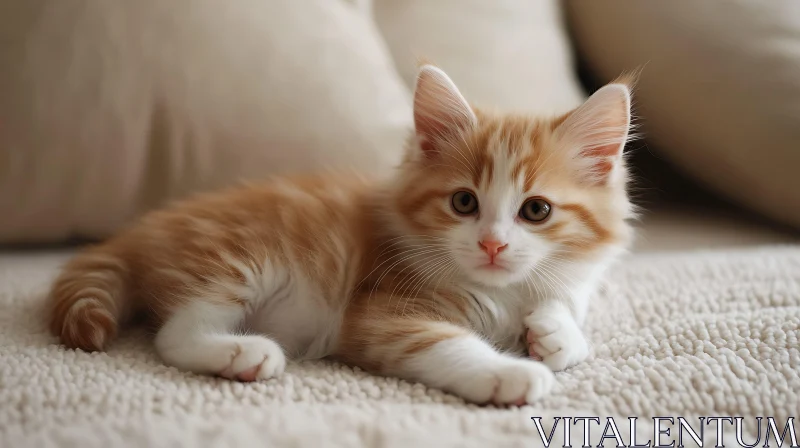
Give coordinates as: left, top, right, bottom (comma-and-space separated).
50, 174, 378, 350
47, 65, 635, 404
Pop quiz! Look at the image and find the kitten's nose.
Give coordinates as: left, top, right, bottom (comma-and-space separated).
478, 239, 508, 258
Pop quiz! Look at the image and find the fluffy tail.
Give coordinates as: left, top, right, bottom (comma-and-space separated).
48, 247, 131, 351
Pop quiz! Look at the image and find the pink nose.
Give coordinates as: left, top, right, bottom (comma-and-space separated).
479, 239, 508, 258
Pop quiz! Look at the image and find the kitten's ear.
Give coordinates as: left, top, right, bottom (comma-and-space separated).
555, 83, 632, 185
413, 65, 477, 154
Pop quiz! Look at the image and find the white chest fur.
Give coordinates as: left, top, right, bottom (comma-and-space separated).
452, 284, 539, 354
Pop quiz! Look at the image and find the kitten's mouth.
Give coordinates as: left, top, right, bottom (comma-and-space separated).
477, 263, 509, 272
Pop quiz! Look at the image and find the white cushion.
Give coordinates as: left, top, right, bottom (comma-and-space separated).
566, 1, 800, 228
374, 0, 586, 115
0, 0, 412, 242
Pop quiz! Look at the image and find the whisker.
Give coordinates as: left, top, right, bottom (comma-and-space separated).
358, 244, 450, 292
400, 257, 456, 316
388, 251, 451, 313
369, 247, 452, 304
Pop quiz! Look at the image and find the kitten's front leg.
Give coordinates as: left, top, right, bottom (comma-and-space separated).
524, 300, 590, 371
336, 316, 554, 405
524, 263, 605, 371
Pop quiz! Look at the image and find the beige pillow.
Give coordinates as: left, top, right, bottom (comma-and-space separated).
373, 0, 586, 115
566, 1, 800, 229
0, 0, 412, 243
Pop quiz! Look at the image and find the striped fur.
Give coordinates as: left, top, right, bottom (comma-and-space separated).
47, 65, 635, 405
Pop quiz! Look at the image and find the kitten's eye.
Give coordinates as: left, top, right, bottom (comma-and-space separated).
519, 198, 551, 223
451, 191, 479, 215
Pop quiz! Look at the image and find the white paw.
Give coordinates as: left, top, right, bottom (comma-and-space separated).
525, 311, 590, 371
217, 336, 286, 382
451, 358, 555, 405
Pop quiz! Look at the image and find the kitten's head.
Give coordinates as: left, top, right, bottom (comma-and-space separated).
386, 65, 636, 288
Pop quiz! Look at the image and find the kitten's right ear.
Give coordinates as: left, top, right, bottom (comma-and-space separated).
413, 65, 477, 154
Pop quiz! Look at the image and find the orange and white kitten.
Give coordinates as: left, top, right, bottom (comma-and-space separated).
48, 65, 635, 405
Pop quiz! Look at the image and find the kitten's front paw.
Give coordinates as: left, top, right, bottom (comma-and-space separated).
454, 359, 555, 405
525, 311, 590, 371
217, 336, 286, 382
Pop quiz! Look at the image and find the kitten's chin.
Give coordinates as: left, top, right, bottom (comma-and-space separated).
467, 266, 527, 288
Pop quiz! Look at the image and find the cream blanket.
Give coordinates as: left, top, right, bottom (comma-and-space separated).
1, 246, 798, 447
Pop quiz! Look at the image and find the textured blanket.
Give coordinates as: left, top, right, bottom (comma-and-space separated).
1, 245, 798, 447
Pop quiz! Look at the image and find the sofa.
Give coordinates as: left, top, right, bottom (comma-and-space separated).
1, 1, 798, 446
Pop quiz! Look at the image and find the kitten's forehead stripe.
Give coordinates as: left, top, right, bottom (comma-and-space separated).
468, 125, 494, 187
481, 152, 494, 187
529, 122, 545, 152
500, 117, 528, 155
520, 156, 539, 193
463, 115, 553, 195
469, 117, 539, 188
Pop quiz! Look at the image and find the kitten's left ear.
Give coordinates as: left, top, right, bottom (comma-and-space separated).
555, 83, 632, 185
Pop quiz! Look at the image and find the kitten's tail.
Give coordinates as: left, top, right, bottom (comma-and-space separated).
48, 246, 132, 352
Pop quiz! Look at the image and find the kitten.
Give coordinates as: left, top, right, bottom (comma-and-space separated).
48, 65, 635, 405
